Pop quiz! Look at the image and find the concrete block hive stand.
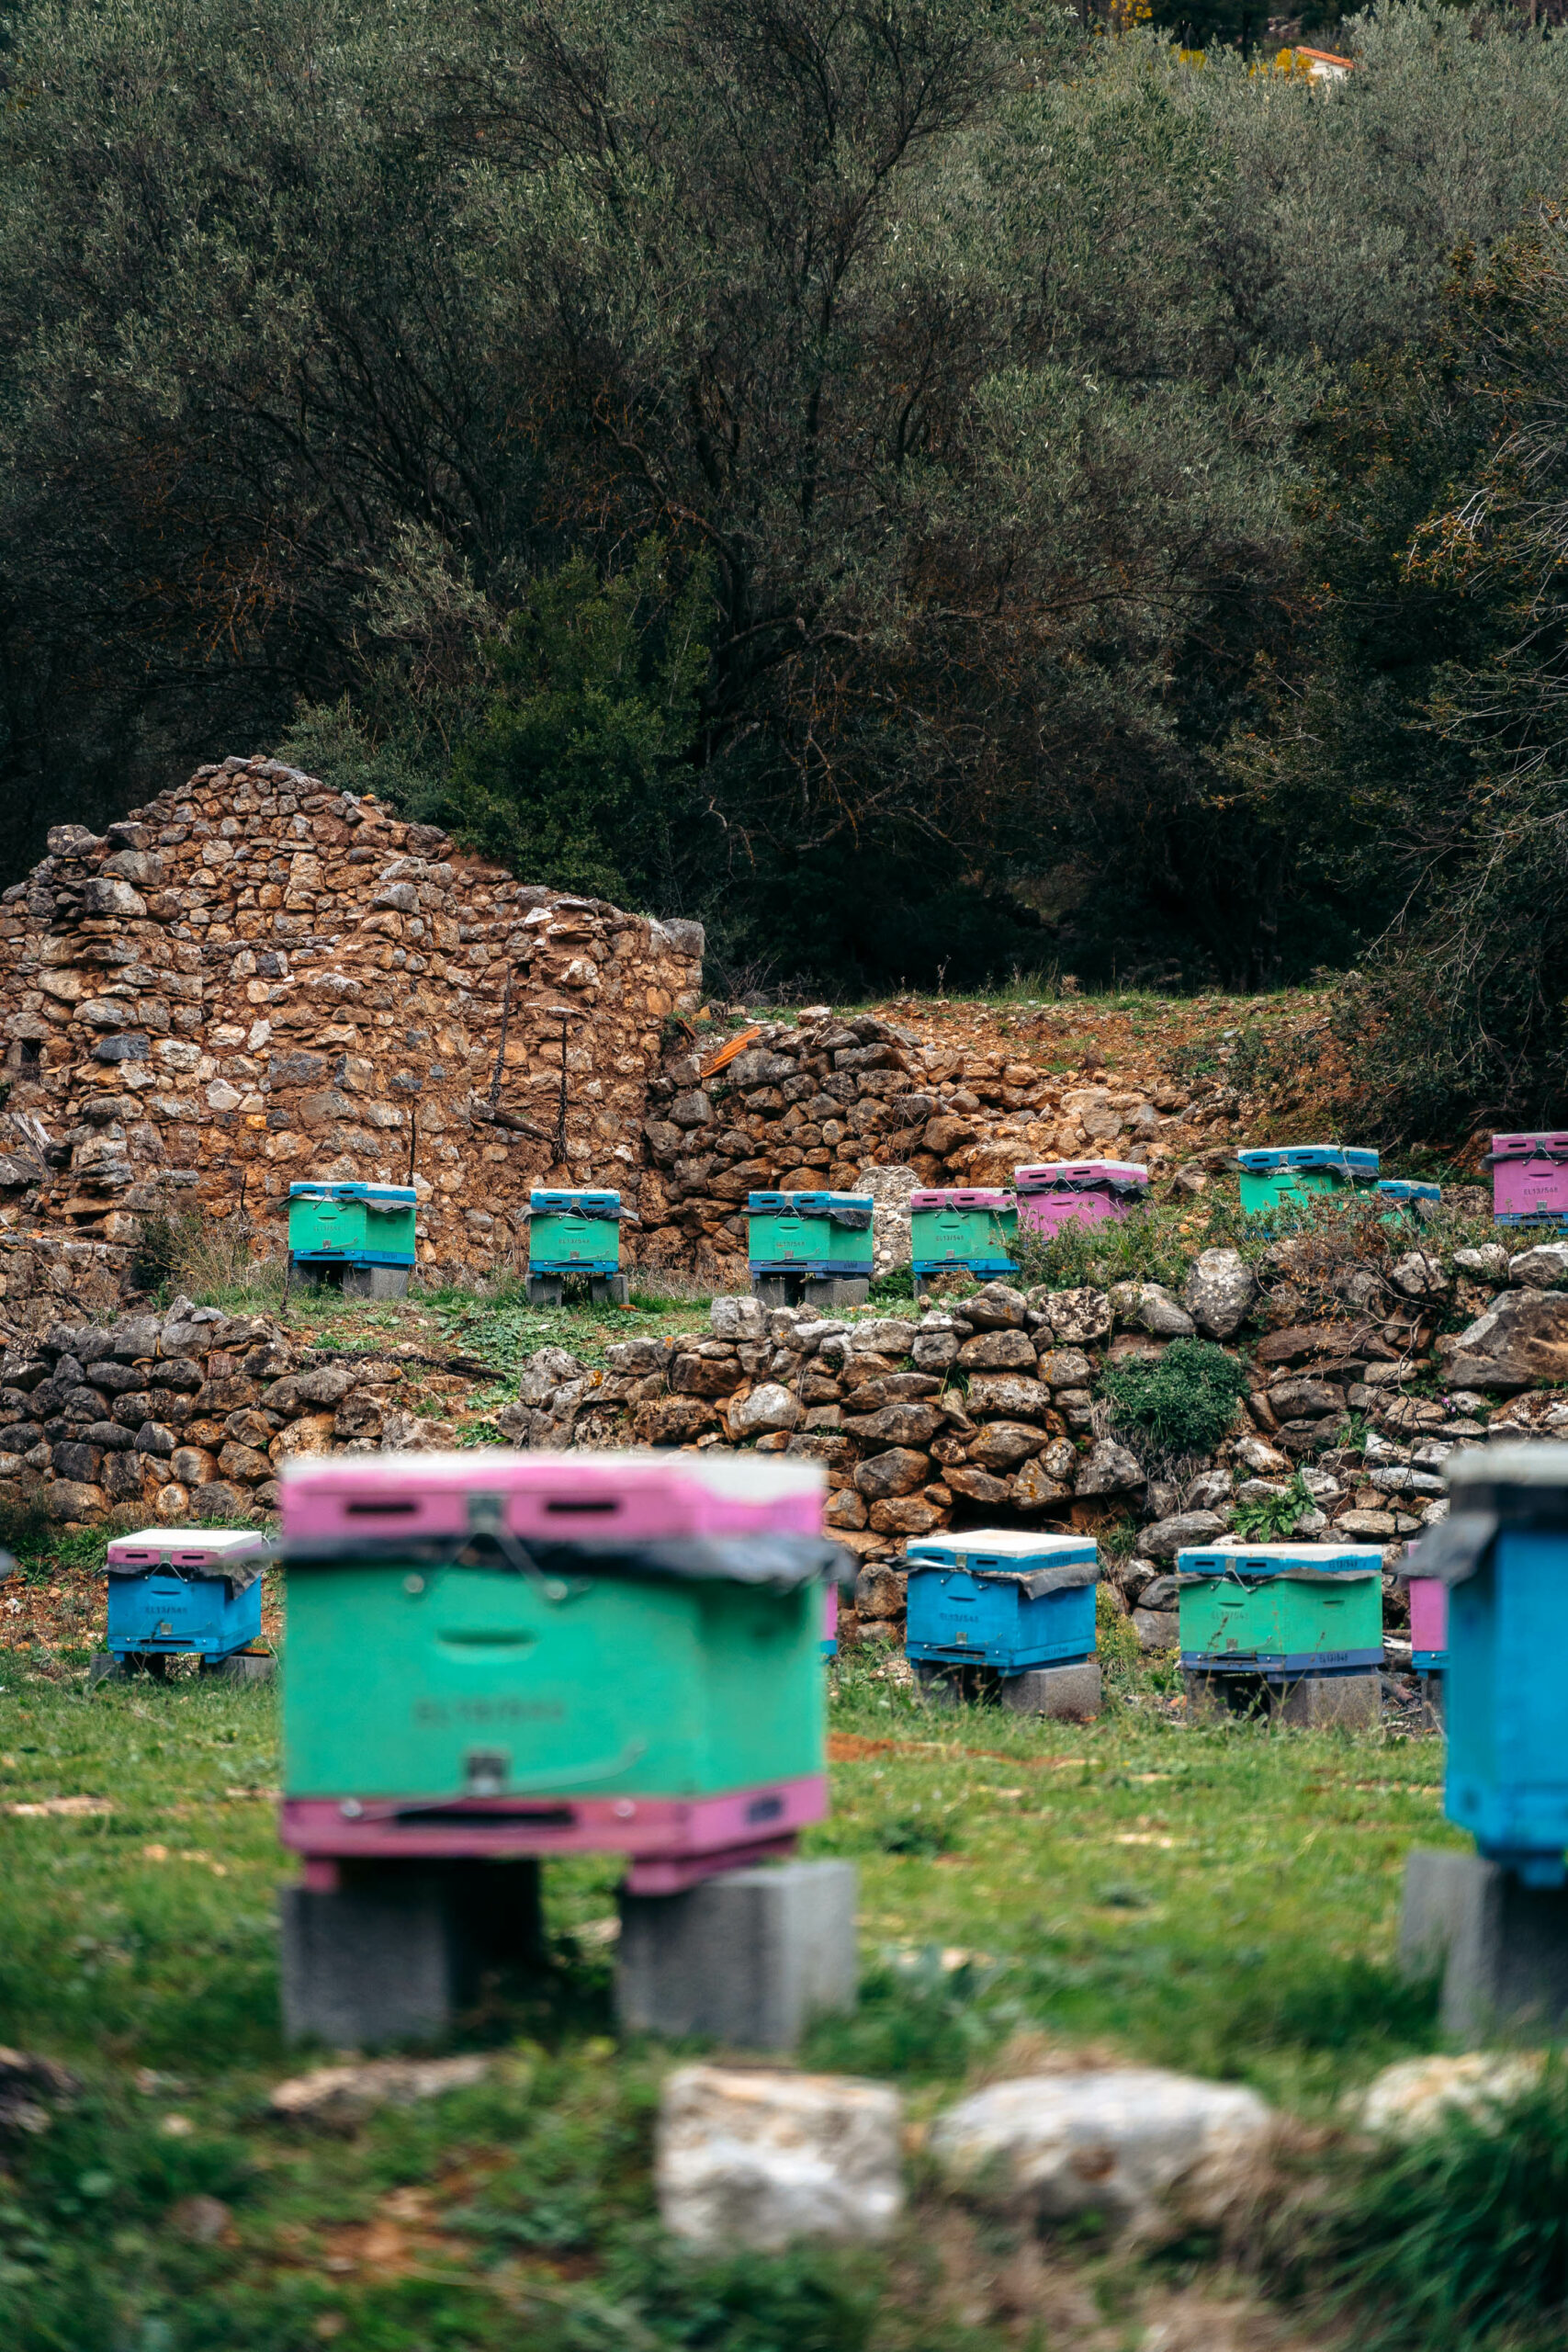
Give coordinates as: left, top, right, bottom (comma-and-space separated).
274, 1448, 857, 2048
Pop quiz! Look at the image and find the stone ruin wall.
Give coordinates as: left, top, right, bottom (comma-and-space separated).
0, 752, 704, 1300
0, 743, 1257, 1314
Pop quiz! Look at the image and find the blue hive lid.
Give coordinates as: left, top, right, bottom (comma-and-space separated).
289, 1182, 415, 1204
530, 1189, 621, 1214
1377, 1179, 1441, 1201
906, 1529, 1099, 1571
1235, 1146, 1379, 1173
747, 1191, 874, 1210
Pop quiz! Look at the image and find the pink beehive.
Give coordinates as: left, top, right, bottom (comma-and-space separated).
1014, 1160, 1149, 1239
1409, 1576, 1449, 1667
280, 1446, 826, 1544
1490, 1133, 1568, 1224
279, 1448, 837, 1894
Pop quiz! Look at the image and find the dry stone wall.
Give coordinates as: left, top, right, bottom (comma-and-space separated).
0, 1295, 498, 1526
0, 752, 703, 1286
14, 1240, 1568, 1695
635, 1014, 1217, 1275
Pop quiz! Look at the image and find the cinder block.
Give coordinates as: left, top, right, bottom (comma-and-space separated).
910, 1660, 964, 1708
1275, 1671, 1382, 1729
526, 1274, 564, 1307
343, 1262, 411, 1300
751, 1275, 792, 1307
1398, 1847, 1475, 1977
591, 1272, 631, 1305
1401, 1849, 1568, 2038
804, 1277, 870, 1309
87, 1651, 123, 1685
617, 1859, 858, 2050
280, 1860, 542, 2047
201, 1652, 274, 1683
998, 1660, 1101, 1721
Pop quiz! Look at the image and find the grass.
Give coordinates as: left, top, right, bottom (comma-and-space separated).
0, 1537, 1478, 2352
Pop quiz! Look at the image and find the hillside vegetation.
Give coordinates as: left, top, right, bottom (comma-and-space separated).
3, 0, 1568, 1135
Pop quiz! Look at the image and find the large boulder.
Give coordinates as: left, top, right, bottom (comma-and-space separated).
728, 1384, 803, 1437
1034, 1287, 1113, 1345
1441, 1290, 1568, 1392
1181, 1249, 1257, 1340
1075, 1438, 1145, 1496
658, 2065, 904, 2252
929, 2068, 1272, 2240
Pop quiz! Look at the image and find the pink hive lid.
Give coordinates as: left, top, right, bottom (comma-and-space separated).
910, 1188, 1014, 1209
280, 1447, 827, 1544
106, 1527, 267, 1572
1492, 1132, 1568, 1159
1014, 1160, 1149, 1186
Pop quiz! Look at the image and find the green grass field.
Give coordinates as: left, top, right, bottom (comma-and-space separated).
0, 1583, 1473, 2352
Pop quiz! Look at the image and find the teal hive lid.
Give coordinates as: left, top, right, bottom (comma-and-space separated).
289, 1182, 416, 1204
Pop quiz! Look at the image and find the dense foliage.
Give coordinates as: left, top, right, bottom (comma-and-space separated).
3, 0, 1568, 1018
1100, 1336, 1252, 1462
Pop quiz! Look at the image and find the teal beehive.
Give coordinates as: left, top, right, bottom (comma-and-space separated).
527, 1189, 623, 1275
288, 1182, 417, 1266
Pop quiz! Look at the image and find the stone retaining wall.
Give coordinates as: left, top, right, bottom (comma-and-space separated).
17, 1238, 1566, 1670
636, 1014, 1238, 1274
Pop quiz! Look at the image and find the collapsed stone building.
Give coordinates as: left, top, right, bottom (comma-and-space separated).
0, 749, 1247, 1306
0, 752, 704, 1286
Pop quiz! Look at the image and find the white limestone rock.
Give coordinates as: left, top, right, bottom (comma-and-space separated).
658, 2065, 904, 2251
1357, 2052, 1545, 2140
1181, 1248, 1258, 1340
929, 2067, 1272, 2239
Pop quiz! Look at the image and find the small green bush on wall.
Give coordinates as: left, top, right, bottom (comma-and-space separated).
1100, 1338, 1251, 1465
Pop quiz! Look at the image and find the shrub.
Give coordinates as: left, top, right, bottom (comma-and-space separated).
1100, 1338, 1251, 1463
1289, 2060, 1568, 2350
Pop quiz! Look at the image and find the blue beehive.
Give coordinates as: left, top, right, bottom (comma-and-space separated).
1416, 1445, 1568, 1886
904, 1530, 1099, 1672
1377, 1179, 1441, 1225
105, 1528, 266, 1662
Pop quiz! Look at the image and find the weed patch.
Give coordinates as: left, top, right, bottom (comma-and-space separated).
1100, 1340, 1252, 1466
